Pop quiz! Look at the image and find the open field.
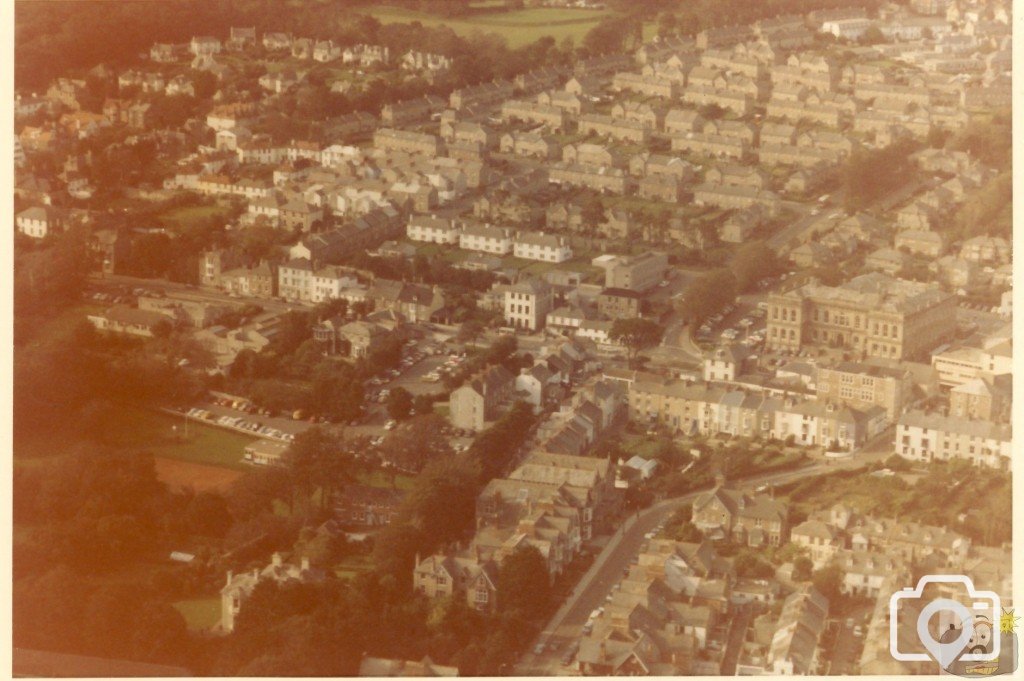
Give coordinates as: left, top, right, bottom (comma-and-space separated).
357, 6, 615, 47
157, 204, 233, 231
115, 408, 255, 470
173, 597, 222, 632
334, 554, 374, 580
155, 457, 245, 492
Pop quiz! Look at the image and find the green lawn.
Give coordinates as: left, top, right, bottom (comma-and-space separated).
622, 435, 663, 459
333, 554, 374, 581
108, 408, 255, 470
173, 597, 222, 632
357, 468, 416, 491
157, 204, 233, 232
357, 6, 615, 47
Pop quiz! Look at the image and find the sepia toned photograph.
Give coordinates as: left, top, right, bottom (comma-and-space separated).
10, 0, 1015, 677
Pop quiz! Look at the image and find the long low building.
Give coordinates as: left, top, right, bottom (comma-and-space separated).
549, 162, 628, 195
693, 182, 780, 214
671, 132, 750, 160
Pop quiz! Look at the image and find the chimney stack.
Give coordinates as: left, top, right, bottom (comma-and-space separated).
301, 556, 310, 572
226, 570, 233, 586
272, 552, 283, 567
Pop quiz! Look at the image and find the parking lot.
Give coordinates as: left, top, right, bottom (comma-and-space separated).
694, 296, 768, 351
176, 399, 319, 444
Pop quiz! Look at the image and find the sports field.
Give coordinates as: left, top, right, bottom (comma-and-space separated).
358, 6, 615, 47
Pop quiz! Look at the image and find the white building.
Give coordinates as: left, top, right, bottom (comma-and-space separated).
407, 215, 462, 244
460, 223, 513, 255
16, 206, 58, 239
504, 278, 553, 332
189, 36, 222, 56
513, 231, 573, 263
896, 410, 1012, 470
821, 18, 873, 39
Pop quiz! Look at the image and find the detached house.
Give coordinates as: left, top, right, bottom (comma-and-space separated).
413, 552, 498, 613
16, 206, 62, 239
450, 365, 515, 431
692, 478, 789, 547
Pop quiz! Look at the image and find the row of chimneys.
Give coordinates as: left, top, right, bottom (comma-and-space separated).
226, 552, 310, 586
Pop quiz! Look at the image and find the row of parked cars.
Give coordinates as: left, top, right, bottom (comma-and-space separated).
185, 407, 295, 442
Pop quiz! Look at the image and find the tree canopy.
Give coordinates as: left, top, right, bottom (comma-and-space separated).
609, 318, 664, 363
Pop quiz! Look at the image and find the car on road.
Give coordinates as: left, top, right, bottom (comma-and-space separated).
853, 625, 864, 637
532, 643, 544, 655
384, 420, 396, 431
845, 617, 855, 628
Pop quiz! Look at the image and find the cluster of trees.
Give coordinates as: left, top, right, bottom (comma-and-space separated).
675, 242, 780, 328
224, 302, 410, 421
348, 251, 498, 293
609, 317, 664, 364
842, 138, 920, 213
780, 459, 1011, 547
651, 0, 881, 40
13, 444, 236, 668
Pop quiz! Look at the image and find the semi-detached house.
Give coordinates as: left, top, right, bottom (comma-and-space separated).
513, 231, 572, 263
407, 215, 462, 244
460, 223, 513, 255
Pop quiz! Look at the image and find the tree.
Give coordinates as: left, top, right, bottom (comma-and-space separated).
413, 393, 435, 417
812, 562, 843, 603
677, 268, 737, 326
457, 319, 485, 345
734, 550, 775, 579
793, 556, 814, 582
842, 139, 918, 213
657, 12, 678, 38
397, 454, 481, 549
497, 545, 551, 621
286, 427, 353, 511
730, 241, 779, 293
582, 17, 629, 55
609, 318, 664, 364
485, 334, 517, 368
860, 25, 885, 45
380, 414, 452, 473
387, 387, 414, 421
580, 196, 605, 242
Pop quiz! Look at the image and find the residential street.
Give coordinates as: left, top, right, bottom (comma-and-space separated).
516, 454, 883, 675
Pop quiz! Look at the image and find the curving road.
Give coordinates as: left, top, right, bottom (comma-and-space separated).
516, 454, 885, 675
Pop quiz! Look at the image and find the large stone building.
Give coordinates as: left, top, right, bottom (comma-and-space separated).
504, 278, 554, 331
449, 365, 515, 432
816, 362, 913, 421
765, 273, 957, 360
601, 252, 669, 292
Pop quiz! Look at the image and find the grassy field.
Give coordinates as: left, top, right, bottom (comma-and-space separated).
173, 597, 222, 632
96, 408, 256, 471
334, 554, 374, 580
357, 6, 615, 47
157, 204, 233, 232
357, 468, 416, 491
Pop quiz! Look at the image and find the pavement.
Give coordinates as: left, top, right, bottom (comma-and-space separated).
516, 454, 883, 675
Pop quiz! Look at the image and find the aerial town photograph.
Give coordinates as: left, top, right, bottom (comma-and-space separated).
10, 0, 1015, 677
